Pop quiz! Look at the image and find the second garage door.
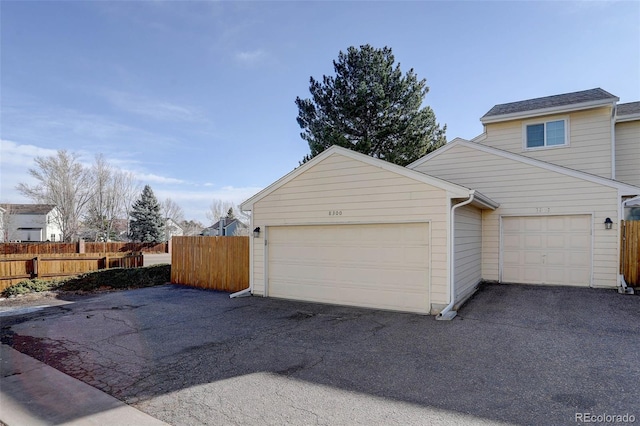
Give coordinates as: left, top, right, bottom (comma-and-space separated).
501, 215, 592, 286
267, 223, 430, 313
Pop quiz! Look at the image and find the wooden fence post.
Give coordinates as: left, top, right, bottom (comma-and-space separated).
32, 257, 39, 279
78, 239, 85, 254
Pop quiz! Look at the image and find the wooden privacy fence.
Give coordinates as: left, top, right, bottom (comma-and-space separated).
171, 236, 249, 293
0, 242, 77, 255
0, 241, 168, 255
0, 252, 144, 290
621, 220, 640, 286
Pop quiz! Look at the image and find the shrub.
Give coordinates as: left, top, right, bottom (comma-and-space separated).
1, 265, 171, 297
2, 279, 63, 297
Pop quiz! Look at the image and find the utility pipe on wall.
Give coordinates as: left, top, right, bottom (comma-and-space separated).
436, 191, 477, 320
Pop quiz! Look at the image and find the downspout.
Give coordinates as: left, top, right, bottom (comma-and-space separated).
436, 191, 477, 320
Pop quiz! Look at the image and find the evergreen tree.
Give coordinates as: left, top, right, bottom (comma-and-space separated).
226, 207, 235, 219
296, 45, 446, 166
129, 185, 163, 242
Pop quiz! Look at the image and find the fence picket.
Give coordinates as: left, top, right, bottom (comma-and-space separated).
171, 236, 249, 293
621, 220, 640, 286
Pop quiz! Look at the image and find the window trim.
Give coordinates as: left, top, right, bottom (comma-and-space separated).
522, 117, 569, 151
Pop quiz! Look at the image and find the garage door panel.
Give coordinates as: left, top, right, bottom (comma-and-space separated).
547, 235, 565, 248
502, 215, 591, 286
503, 235, 521, 249
525, 235, 542, 249
268, 223, 430, 313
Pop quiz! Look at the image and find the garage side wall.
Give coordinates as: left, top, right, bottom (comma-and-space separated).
251, 153, 451, 304
413, 144, 620, 287
454, 204, 482, 300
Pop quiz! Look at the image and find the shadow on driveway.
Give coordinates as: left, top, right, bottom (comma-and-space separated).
1, 283, 638, 425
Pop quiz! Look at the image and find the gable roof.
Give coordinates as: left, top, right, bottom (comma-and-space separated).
616, 101, 640, 122
210, 217, 247, 230
480, 88, 619, 124
0, 204, 57, 215
241, 145, 498, 211
408, 139, 640, 196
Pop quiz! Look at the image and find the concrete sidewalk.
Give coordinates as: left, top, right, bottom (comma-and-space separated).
0, 344, 167, 426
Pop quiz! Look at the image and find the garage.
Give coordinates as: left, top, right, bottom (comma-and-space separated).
501, 215, 592, 286
267, 223, 430, 313
240, 146, 498, 315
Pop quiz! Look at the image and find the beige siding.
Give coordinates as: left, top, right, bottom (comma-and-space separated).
615, 121, 640, 187
481, 107, 613, 178
454, 204, 482, 300
413, 144, 620, 287
251, 153, 451, 305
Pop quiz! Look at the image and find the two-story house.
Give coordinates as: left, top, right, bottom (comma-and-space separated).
0, 204, 63, 242
240, 88, 640, 317
201, 217, 248, 237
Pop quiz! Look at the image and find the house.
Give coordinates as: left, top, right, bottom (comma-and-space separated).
0, 206, 5, 242
201, 218, 248, 237
240, 88, 640, 317
163, 218, 184, 241
0, 204, 63, 242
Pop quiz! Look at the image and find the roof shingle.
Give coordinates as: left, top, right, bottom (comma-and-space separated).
617, 101, 640, 117
482, 88, 618, 119
0, 204, 56, 215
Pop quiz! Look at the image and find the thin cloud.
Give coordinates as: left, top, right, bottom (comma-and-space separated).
132, 172, 186, 185
0, 139, 58, 164
104, 90, 206, 123
235, 49, 268, 66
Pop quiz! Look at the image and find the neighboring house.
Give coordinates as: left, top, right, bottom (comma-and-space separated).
0, 206, 5, 242
201, 218, 248, 236
0, 204, 63, 242
164, 218, 184, 241
241, 88, 640, 317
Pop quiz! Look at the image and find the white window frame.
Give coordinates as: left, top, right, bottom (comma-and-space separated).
522, 117, 569, 151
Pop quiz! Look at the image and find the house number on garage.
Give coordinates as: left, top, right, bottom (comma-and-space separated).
329, 210, 343, 216
536, 207, 551, 213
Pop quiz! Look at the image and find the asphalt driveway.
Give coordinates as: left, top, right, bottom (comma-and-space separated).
1, 283, 638, 425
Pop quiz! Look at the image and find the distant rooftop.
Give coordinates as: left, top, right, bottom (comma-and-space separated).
481, 88, 619, 121
617, 101, 640, 117
0, 204, 56, 215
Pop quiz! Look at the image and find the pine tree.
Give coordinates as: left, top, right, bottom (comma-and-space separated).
226, 207, 235, 219
296, 45, 446, 166
129, 185, 163, 242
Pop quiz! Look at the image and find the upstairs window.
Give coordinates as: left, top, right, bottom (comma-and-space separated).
525, 119, 567, 149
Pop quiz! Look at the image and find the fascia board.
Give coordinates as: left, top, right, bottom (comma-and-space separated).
615, 114, 640, 123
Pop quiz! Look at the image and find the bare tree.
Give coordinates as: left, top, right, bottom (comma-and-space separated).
161, 198, 184, 223
160, 198, 185, 241
17, 150, 93, 241
119, 170, 140, 240
206, 199, 236, 225
179, 219, 204, 236
0, 204, 17, 242
85, 155, 113, 241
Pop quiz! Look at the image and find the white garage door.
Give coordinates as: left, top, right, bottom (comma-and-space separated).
501, 215, 592, 286
267, 223, 430, 313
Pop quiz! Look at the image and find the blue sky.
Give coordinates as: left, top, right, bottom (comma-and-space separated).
1, 1, 639, 224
